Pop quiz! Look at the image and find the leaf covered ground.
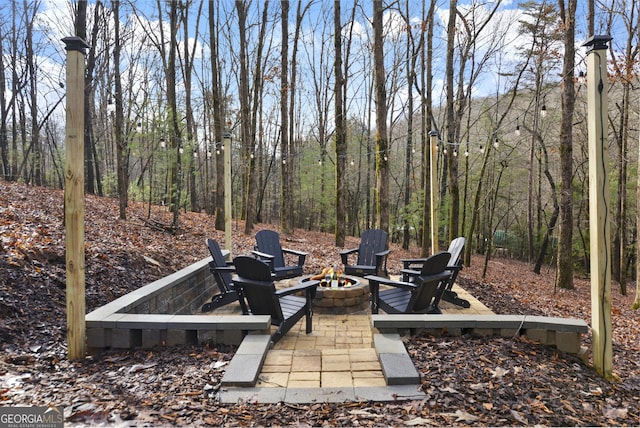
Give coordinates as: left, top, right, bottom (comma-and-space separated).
1, 181, 639, 426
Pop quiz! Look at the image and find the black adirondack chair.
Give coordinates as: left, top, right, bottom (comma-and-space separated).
232, 256, 318, 344
340, 229, 391, 277
201, 239, 248, 314
252, 230, 307, 280
366, 251, 451, 314
400, 237, 470, 308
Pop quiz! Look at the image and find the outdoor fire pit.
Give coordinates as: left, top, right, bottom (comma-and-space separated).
299, 272, 369, 314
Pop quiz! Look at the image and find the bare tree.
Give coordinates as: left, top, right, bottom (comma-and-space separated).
280, 0, 291, 234
113, 0, 128, 220
372, 0, 389, 233
556, 0, 577, 290
210, 0, 225, 230
335, 0, 347, 245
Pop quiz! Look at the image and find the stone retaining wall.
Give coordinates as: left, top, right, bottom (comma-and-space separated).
372, 314, 589, 354
85, 257, 270, 353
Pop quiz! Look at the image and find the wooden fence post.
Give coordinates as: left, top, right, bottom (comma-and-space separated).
584, 34, 614, 379
63, 36, 89, 361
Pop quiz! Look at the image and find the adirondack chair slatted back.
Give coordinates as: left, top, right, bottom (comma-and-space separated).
206, 238, 232, 293
255, 230, 286, 269
233, 256, 285, 324
447, 237, 465, 270
358, 229, 388, 266
407, 252, 451, 312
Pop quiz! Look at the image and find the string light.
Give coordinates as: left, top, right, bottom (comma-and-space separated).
578, 70, 586, 84
493, 137, 499, 149
350, 159, 355, 166
541, 95, 547, 118
515, 118, 521, 136
479, 145, 484, 154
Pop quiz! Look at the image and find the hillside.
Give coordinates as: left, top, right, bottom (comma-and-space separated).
1, 180, 638, 426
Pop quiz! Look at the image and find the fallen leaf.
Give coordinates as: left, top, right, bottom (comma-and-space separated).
440, 410, 479, 423
510, 409, 527, 424
491, 366, 509, 378
404, 417, 434, 426
603, 407, 628, 419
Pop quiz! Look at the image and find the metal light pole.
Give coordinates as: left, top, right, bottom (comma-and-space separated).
63, 36, 89, 360
584, 34, 613, 379
223, 132, 232, 255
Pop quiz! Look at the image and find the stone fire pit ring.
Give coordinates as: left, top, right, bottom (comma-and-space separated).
299, 275, 370, 314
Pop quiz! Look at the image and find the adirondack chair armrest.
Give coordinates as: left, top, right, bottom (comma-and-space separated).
340, 248, 359, 264
401, 257, 427, 268
400, 268, 421, 282
365, 275, 417, 291
251, 250, 276, 269
282, 247, 307, 266
418, 271, 452, 284
366, 275, 416, 314
375, 249, 391, 257
209, 263, 236, 273
275, 280, 319, 298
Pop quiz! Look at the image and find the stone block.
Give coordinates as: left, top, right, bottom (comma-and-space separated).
142, 329, 164, 347
221, 354, 264, 386
373, 333, 406, 354
112, 329, 141, 349
500, 328, 521, 338
378, 353, 420, 385
197, 330, 217, 344
222, 329, 245, 346
556, 331, 581, 354
86, 327, 109, 348
526, 328, 549, 344
473, 328, 495, 337
344, 297, 359, 307
167, 329, 197, 345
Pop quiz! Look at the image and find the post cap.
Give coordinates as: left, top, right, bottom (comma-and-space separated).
62, 36, 90, 54
428, 130, 439, 137
582, 35, 612, 51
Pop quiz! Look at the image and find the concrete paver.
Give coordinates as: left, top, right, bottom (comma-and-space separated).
218, 280, 493, 402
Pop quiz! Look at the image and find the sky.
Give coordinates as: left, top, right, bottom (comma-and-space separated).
1, 0, 628, 145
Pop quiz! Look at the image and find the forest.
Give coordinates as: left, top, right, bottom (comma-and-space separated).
0, 1, 639, 296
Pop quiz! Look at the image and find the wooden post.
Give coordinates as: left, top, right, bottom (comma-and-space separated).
63, 36, 89, 361
429, 131, 439, 254
584, 35, 614, 379
223, 132, 232, 256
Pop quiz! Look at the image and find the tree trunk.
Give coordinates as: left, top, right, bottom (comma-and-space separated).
166, 1, 182, 226
113, 0, 128, 220
280, 0, 291, 234
533, 138, 560, 274
209, 1, 225, 230
237, 1, 253, 234
445, 0, 459, 240
556, 0, 577, 290
420, 0, 436, 256
402, 0, 414, 250
0, 17, 8, 180
334, 0, 347, 246
635, 95, 640, 309
373, 0, 389, 233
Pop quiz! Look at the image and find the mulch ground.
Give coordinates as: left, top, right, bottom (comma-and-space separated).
1, 181, 639, 426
